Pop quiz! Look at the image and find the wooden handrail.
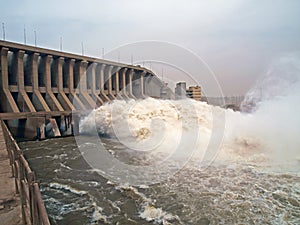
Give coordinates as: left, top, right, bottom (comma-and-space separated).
1, 120, 51, 225
33, 183, 50, 225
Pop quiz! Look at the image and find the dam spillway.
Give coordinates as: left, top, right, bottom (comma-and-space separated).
0, 40, 165, 138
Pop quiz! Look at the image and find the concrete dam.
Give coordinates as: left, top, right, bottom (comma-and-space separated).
0, 40, 166, 139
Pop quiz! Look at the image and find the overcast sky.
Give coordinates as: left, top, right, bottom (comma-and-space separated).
1, 0, 300, 95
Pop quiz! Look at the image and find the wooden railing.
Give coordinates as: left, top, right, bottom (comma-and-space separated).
1, 120, 50, 225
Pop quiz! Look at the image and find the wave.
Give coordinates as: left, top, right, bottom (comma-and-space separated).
49, 182, 87, 196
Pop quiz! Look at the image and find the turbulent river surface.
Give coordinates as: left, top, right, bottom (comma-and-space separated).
19, 97, 300, 225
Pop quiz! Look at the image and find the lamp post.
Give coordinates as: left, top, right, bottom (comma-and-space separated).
34, 30, 37, 47
24, 25, 26, 45
81, 42, 84, 56
60, 37, 63, 51
2, 22, 5, 40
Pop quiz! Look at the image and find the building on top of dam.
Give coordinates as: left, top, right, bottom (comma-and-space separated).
175, 82, 202, 101
186, 86, 202, 101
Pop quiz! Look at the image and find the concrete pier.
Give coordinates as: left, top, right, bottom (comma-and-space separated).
0, 40, 165, 138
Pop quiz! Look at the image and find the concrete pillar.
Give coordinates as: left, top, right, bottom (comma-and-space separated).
0, 47, 9, 89
114, 67, 123, 100
128, 69, 136, 99
99, 64, 110, 102
29, 52, 51, 112
54, 57, 64, 92
30, 53, 39, 91
65, 59, 86, 111
13, 50, 25, 90
75, 60, 95, 109
75, 60, 87, 92
13, 50, 36, 112
115, 67, 120, 94
140, 71, 146, 98
41, 54, 64, 112
65, 59, 75, 92
0, 47, 19, 112
121, 68, 129, 99
41, 55, 52, 92
89, 63, 104, 106
100, 64, 105, 90
54, 57, 75, 111
90, 63, 96, 93
107, 65, 115, 100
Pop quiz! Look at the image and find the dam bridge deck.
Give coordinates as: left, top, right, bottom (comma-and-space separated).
0, 40, 164, 138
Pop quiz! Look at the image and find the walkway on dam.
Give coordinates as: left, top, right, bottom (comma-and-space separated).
0, 125, 22, 225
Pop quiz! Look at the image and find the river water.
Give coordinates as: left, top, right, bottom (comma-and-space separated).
19, 98, 300, 225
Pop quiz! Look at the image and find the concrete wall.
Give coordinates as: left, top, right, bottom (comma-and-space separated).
0, 40, 166, 138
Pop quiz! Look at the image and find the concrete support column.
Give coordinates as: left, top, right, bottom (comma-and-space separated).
41, 55, 52, 91
76, 60, 88, 92
90, 63, 104, 106
140, 71, 146, 98
30, 53, 39, 91
115, 67, 120, 93
0, 47, 19, 112
14, 50, 36, 112
54, 57, 64, 92
55, 57, 75, 111
75, 60, 95, 109
107, 65, 115, 100
121, 68, 129, 99
114, 67, 123, 100
99, 64, 110, 102
0, 47, 9, 89
100, 64, 105, 90
128, 69, 136, 99
65, 59, 85, 111
29, 52, 50, 111
41, 54, 64, 112
65, 59, 75, 92
14, 50, 25, 90
90, 63, 96, 93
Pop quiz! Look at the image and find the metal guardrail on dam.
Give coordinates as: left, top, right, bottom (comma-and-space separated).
1, 120, 50, 225
0, 40, 164, 138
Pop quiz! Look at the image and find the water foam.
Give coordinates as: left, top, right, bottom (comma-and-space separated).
80, 55, 300, 174
80, 97, 214, 166
114, 183, 181, 224
139, 204, 178, 224
49, 182, 87, 196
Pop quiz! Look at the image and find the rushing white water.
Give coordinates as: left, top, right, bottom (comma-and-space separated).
80, 98, 213, 163
80, 54, 300, 175
80, 98, 299, 174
